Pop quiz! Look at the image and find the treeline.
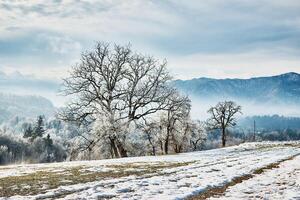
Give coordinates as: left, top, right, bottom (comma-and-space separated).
239, 115, 300, 130
0, 116, 67, 165
238, 115, 300, 141
2, 112, 299, 164
0, 114, 208, 164
257, 129, 300, 141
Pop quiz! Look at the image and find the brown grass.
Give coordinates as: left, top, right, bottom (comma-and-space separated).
0, 161, 192, 198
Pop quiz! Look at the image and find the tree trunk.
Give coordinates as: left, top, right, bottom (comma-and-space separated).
109, 145, 113, 158
88, 148, 92, 160
164, 137, 169, 154
160, 140, 164, 153
109, 137, 120, 158
116, 139, 128, 157
222, 128, 226, 147
192, 141, 197, 151
178, 145, 182, 153
174, 145, 178, 153
152, 146, 156, 156
149, 140, 156, 156
164, 122, 172, 154
146, 132, 156, 156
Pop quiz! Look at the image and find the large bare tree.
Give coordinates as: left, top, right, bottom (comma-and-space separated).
60, 42, 175, 158
207, 101, 242, 147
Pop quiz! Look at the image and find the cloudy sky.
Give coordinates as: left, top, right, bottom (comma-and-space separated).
1, 0, 300, 82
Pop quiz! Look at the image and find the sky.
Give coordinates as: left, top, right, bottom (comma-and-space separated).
0, 0, 300, 107
0, 0, 300, 81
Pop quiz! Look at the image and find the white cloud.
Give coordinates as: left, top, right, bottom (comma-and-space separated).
0, 0, 300, 80
0, 0, 179, 39
168, 48, 300, 79
38, 34, 82, 54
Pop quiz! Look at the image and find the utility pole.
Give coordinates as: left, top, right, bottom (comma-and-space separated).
253, 120, 256, 142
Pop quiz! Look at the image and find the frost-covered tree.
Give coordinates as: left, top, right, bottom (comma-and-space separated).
60, 42, 175, 158
158, 91, 191, 154
137, 118, 161, 156
44, 134, 53, 162
23, 124, 33, 139
34, 115, 45, 137
189, 120, 207, 151
207, 101, 242, 147
0, 116, 69, 164
172, 116, 192, 153
23, 115, 45, 142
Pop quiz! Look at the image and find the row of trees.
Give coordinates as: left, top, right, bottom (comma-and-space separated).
0, 115, 67, 164
60, 42, 242, 159
0, 133, 66, 165
23, 116, 63, 162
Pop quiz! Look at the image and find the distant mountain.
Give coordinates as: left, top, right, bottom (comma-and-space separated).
174, 72, 300, 118
0, 70, 64, 107
0, 71, 60, 95
0, 93, 56, 123
174, 72, 300, 104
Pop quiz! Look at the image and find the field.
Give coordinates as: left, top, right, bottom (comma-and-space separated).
0, 142, 299, 200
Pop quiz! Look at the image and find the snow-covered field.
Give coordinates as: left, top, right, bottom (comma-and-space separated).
209, 155, 300, 200
0, 141, 299, 200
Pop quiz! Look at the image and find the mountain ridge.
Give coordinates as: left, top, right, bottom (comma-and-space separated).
175, 72, 300, 82
174, 72, 300, 104
0, 93, 56, 123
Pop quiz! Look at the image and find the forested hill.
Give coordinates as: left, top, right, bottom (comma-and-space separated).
0, 93, 55, 122
174, 72, 300, 104
239, 115, 300, 131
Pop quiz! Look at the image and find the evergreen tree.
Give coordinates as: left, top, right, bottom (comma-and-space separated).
23, 124, 33, 138
34, 115, 45, 139
24, 116, 45, 142
44, 134, 53, 162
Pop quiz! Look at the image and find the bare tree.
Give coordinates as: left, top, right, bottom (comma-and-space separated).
207, 101, 242, 147
60, 42, 174, 158
137, 118, 160, 156
171, 120, 190, 153
189, 120, 207, 151
159, 91, 191, 154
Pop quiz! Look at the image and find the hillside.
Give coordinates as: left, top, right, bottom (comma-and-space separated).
0, 71, 63, 107
174, 72, 300, 104
0, 93, 56, 122
174, 72, 300, 118
0, 141, 299, 199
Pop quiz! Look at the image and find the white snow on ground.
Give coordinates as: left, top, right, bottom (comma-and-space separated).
0, 141, 300, 200
209, 153, 300, 200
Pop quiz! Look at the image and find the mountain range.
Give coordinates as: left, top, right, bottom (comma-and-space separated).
174, 72, 300, 104
0, 93, 55, 123
174, 72, 300, 118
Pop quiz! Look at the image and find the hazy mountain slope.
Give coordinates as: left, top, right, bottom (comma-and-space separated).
174, 72, 300, 104
0, 70, 63, 107
0, 93, 56, 122
173, 72, 300, 118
